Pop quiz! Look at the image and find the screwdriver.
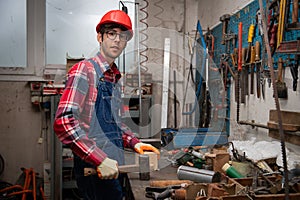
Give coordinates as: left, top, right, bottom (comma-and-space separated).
246, 23, 255, 63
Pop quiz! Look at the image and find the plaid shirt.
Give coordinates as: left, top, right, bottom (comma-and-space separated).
53, 52, 140, 166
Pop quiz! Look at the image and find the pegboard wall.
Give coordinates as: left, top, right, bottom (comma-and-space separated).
210, 0, 300, 69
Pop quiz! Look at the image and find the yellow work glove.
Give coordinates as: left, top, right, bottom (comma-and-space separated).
134, 142, 160, 155
96, 157, 119, 179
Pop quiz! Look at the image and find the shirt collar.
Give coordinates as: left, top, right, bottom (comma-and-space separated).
96, 52, 111, 73
96, 52, 121, 81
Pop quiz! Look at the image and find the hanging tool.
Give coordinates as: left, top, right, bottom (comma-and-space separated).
250, 45, 256, 95
276, 39, 300, 53
288, 0, 300, 29
267, 1, 279, 55
256, 9, 266, 99
255, 41, 263, 99
231, 48, 238, 102
237, 22, 243, 122
276, 57, 288, 98
292, 0, 299, 24
241, 48, 247, 104
205, 27, 215, 58
220, 14, 231, 45
246, 23, 255, 63
289, 55, 299, 91
258, 1, 290, 199
246, 23, 255, 96
277, 0, 286, 48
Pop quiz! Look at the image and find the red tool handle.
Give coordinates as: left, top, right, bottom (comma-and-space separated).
238, 22, 243, 71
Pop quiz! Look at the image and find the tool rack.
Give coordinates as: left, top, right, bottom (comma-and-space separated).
210, 0, 300, 68
207, 0, 300, 128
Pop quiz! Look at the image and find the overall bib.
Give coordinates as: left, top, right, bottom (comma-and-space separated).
74, 59, 125, 200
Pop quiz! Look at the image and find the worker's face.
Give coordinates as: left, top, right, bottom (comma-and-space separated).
97, 28, 128, 64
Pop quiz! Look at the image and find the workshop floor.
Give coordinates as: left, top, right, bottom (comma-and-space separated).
128, 164, 178, 200
124, 149, 179, 200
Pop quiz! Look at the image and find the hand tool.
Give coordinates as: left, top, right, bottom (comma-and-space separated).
224, 33, 237, 53
237, 22, 242, 122
220, 14, 231, 45
276, 57, 288, 98
246, 23, 255, 63
283, 0, 291, 30
250, 45, 256, 95
267, 0, 280, 55
289, 55, 299, 91
292, 0, 299, 24
277, 0, 286, 48
145, 185, 183, 200
245, 55, 249, 96
84, 154, 150, 180
259, 1, 290, 198
256, 9, 263, 35
231, 48, 238, 102
276, 39, 300, 53
255, 41, 263, 99
241, 48, 247, 104
256, 9, 265, 99
269, 24, 278, 55
288, 0, 300, 29
205, 28, 215, 58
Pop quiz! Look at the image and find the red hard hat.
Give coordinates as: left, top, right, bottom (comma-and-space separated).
96, 10, 133, 40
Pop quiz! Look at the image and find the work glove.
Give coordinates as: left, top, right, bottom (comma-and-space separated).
134, 142, 160, 155
96, 157, 119, 179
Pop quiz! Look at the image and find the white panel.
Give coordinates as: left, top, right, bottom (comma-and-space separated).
161, 38, 171, 129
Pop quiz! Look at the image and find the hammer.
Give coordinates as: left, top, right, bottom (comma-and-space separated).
84, 154, 150, 180
220, 14, 231, 45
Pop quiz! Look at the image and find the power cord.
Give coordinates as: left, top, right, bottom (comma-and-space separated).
119, 1, 128, 14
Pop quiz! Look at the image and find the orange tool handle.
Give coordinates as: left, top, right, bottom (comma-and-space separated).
247, 24, 255, 43
238, 22, 243, 71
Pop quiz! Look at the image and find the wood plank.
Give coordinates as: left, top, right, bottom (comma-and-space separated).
269, 130, 300, 146
267, 121, 300, 132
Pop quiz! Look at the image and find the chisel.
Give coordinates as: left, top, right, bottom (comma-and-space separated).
250, 46, 256, 95
241, 48, 247, 104
237, 22, 243, 122
255, 41, 262, 99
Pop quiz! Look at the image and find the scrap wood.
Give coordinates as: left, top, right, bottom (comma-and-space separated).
149, 180, 193, 187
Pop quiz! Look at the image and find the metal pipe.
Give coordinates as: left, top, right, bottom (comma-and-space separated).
177, 165, 221, 183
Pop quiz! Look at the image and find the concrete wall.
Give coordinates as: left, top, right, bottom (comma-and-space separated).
0, 82, 45, 183
198, 0, 253, 29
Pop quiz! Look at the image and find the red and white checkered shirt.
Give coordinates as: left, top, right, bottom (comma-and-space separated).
53, 52, 140, 166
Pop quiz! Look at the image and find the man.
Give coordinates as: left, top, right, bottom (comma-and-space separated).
53, 10, 159, 200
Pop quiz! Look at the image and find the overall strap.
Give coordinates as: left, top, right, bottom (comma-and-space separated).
87, 59, 103, 84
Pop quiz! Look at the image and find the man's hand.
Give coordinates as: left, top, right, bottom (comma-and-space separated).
134, 142, 160, 155
96, 157, 119, 179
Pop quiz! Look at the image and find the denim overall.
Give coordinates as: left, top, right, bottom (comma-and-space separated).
74, 59, 125, 200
